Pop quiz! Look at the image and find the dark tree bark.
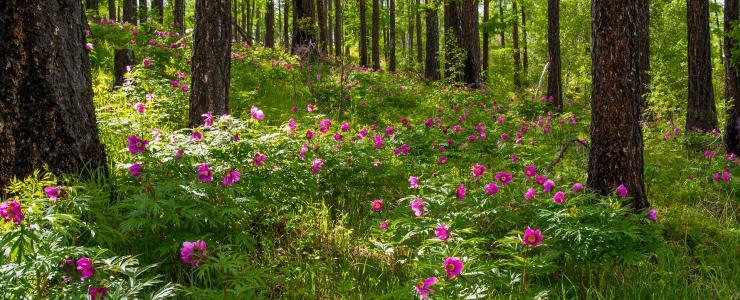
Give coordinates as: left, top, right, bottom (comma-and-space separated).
444, 0, 462, 80
123, 0, 137, 23
425, 0, 440, 80
292, 0, 316, 56
636, 0, 650, 115
284, 0, 290, 49
152, 0, 164, 23
461, 0, 480, 87
109, 0, 116, 20
415, 0, 422, 64
317, 0, 328, 54
372, 0, 381, 69
588, 0, 649, 211
725, 0, 740, 154
138, 0, 148, 23
408, 0, 414, 63
547, 0, 563, 112
0, 0, 107, 187
360, 0, 369, 66
521, 3, 528, 78
389, 0, 396, 71
483, 0, 489, 74
265, 0, 275, 47
334, 0, 342, 57
498, 0, 504, 47
686, 0, 718, 132
114, 49, 135, 88
175, 0, 185, 32
189, 0, 232, 127
512, 0, 521, 90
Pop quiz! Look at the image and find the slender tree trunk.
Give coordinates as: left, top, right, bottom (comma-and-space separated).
139, 0, 148, 23
686, 0, 718, 132
461, 0, 480, 87
547, 0, 562, 112
317, 0, 328, 54
425, 0, 440, 80
360, 0, 369, 66
265, 0, 275, 47
498, 0, 504, 47
292, 0, 316, 56
123, 0, 137, 23
284, 0, 290, 49
175, 0, 185, 32
389, 0, 396, 71
114, 49, 135, 87
725, 0, 740, 154
444, 0, 462, 80
521, 3, 528, 79
415, 0, 422, 64
152, 0, 164, 23
334, 0, 342, 57
483, 0, 489, 74
588, 0, 649, 211
372, 0, 381, 69
408, 0, 414, 65
0, 0, 107, 187
189, 0, 232, 127
109, 0, 116, 20
512, 0, 521, 90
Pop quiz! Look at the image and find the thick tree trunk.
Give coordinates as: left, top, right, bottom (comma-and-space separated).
512, 0, 521, 90
317, 0, 328, 54
547, 0, 562, 112
521, 3, 528, 79
189, 0, 232, 127
152, 0, 164, 23
444, 0, 462, 80
334, 0, 342, 57
109, 0, 116, 20
360, 0, 369, 66
139, 0, 148, 23
415, 0, 422, 64
265, 0, 275, 47
498, 0, 504, 47
483, 0, 489, 74
686, 0, 718, 132
114, 49, 135, 88
424, 0, 440, 80
389, 0, 396, 71
588, 0, 649, 211
123, 0, 137, 23
284, 0, 290, 49
461, 0, 480, 87
725, 0, 740, 154
292, 0, 316, 56
175, 0, 185, 32
372, 0, 381, 69
0, 0, 107, 187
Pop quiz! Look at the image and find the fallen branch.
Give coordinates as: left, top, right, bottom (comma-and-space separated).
545, 138, 590, 173
534, 61, 550, 100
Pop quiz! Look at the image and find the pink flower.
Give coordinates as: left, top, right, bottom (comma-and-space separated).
553, 191, 565, 204
543, 179, 555, 193
522, 227, 543, 247
471, 164, 487, 178
299, 143, 309, 159
411, 198, 425, 217
221, 169, 240, 187
288, 119, 296, 131
379, 220, 388, 229
0, 200, 23, 225
252, 152, 267, 167
436, 225, 450, 241
393, 144, 410, 155
85, 43, 94, 50
535, 175, 547, 185
443, 257, 463, 279
511, 153, 518, 163
44, 186, 66, 201
524, 187, 536, 200
180, 240, 209, 268
306, 129, 315, 139
142, 57, 152, 67
88, 287, 107, 300
197, 163, 213, 183
371, 199, 383, 212
409, 176, 420, 188
438, 156, 448, 164
129, 163, 143, 179
341, 122, 350, 131
190, 131, 203, 141
385, 126, 394, 136
722, 169, 731, 182
311, 158, 324, 174
648, 209, 658, 221
524, 166, 537, 178
333, 132, 344, 142
415, 277, 438, 299
306, 104, 315, 112
202, 112, 213, 126
372, 135, 384, 149
76, 257, 94, 280
251, 106, 265, 121
572, 183, 584, 192
495, 172, 513, 185
500, 133, 510, 141
133, 102, 146, 113
484, 182, 499, 195
456, 184, 466, 200
616, 184, 628, 198
127, 135, 148, 154
319, 119, 332, 134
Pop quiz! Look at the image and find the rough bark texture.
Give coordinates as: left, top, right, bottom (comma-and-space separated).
265, 0, 275, 47
114, 48, 135, 88
424, 0, 440, 80
291, 0, 316, 56
444, 0, 462, 80
636, 0, 650, 115
283, 0, 290, 49
461, 0, 480, 87
415, 0, 422, 64
547, 0, 563, 112
389, 0, 396, 71
334, 0, 342, 57
0, 0, 107, 187
123, 0, 137, 23
725, 0, 740, 154
152, 0, 164, 23
482, 0, 489, 73
521, 3, 528, 78
316, 0, 328, 54
588, 0, 649, 211
512, 0, 521, 90
372, 0, 381, 69
189, 0, 232, 127
108, 0, 116, 19
686, 0, 718, 132
360, 0, 368, 66
174, 0, 185, 32
138, 0, 147, 23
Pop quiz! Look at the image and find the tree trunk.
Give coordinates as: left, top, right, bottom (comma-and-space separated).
334, 0, 342, 57
360, 0, 369, 66
444, 0, 462, 80
408, 0, 413, 65
588, 0, 649, 211
512, 0, 521, 90
265, 0, 275, 47
284, 0, 290, 49
109, 0, 116, 20
372, 0, 381, 69
461, 0, 480, 87
415, 0, 422, 64
114, 49, 135, 88
389, 0, 396, 71
498, 0, 504, 47
139, 0, 148, 23
725, 0, 740, 154
292, 0, 316, 56
686, 0, 717, 132
482, 0, 489, 74
637, 0, 650, 115
317, 0, 328, 54
123, 0, 137, 23
521, 3, 528, 80
0, 0, 107, 187
175, 0, 185, 32
152, 0, 164, 23
425, 0, 440, 80
189, 0, 232, 127
547, 0, 562, 112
